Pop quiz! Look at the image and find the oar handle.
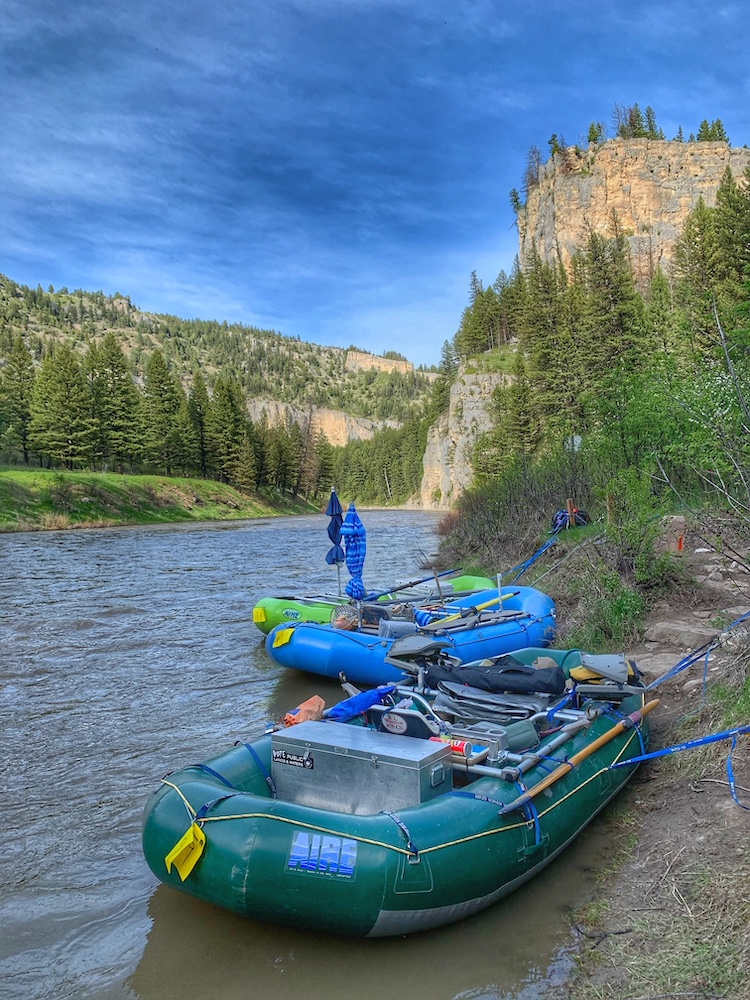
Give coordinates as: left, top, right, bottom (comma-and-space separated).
439, 590, 520, 623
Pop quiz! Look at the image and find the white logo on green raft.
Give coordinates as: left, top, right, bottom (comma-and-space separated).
282, 610, 302, 619
288, 831, 357, 877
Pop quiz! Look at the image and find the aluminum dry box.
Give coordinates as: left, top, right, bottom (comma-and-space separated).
271, 719, 452, 815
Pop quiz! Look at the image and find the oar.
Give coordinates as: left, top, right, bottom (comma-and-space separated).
366, 569, 461, 601
437, 590, 520, 623
498, 698, 660, 815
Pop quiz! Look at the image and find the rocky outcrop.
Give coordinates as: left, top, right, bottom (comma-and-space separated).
519, 139, 750, 279
344, 350, 413, 375
246, 398, 397, 448
418, 370, 509, 509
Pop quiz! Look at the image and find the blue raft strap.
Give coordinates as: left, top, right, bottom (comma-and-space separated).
547, 690, 574, 724
189, 764, 237, 789
609, 723, 750, 771
238, 741, 277, 798
646, 610, 750, 692
195, 792, 237, 822
505, 533, 560, 584
532, 753, 565, 774
727, 735, 750, 811
516, 780, 542, 844
381, 810, 420, 861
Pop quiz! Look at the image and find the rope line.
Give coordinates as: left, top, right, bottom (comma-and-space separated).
157, 725, 646, 857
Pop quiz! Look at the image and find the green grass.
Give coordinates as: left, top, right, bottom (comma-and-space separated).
0, 467, 316, 531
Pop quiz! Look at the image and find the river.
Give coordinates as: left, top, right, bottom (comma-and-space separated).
1, 510, 618, 1000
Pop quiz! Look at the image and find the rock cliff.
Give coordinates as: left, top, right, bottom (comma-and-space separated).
246, 398, 397, 448
518, 139, 750, 278
344, 350, 413, 375
418, 370, 508, 510
416, 139, 750, 510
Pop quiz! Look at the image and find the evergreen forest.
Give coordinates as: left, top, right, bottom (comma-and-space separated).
438, 160, 750, 576
0, 277, 434, 504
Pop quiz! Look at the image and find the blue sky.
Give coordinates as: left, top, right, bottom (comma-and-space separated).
2, 1, 749, 367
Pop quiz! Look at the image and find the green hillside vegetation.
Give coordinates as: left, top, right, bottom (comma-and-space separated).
0, 467, 314, 531
0, 275, 440, 510
0, 276, 433, 422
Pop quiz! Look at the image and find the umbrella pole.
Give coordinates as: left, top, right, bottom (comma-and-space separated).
337, 564, 342, 597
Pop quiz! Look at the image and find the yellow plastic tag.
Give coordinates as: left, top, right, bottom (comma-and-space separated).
252, 607, 267, 623
272, 627, 294, 648
164, 822, 206, 881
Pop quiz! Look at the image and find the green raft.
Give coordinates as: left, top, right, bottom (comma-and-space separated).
142, 646, 656, 937
251, 574, 496, 634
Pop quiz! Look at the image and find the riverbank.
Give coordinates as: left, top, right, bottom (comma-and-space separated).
552, 537, 750, 999
0, 467, 317, 531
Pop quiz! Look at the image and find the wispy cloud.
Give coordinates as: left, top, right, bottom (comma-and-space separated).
2, 0, 749, 366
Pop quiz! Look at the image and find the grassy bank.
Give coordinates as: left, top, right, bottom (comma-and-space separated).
0, 467, 317, 531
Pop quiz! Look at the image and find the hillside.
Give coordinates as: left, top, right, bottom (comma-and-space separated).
0, 274, 434, 426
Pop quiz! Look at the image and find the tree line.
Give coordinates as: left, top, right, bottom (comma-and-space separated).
0, 333, 338, 500
0, 275, 434, 425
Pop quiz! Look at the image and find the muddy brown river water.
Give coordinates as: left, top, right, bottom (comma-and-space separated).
1, 511, 620, 1000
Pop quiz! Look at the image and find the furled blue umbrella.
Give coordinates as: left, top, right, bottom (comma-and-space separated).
340, 503, 367, 602
324, 489, 345, 595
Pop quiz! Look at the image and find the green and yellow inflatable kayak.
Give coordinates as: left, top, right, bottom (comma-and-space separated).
252, 574, 496, 634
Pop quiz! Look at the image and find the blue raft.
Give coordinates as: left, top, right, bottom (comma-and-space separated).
265, 585, 556, 686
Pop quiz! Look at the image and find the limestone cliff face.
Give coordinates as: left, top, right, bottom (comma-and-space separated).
418, 370, 508, 510
344, 350, 412, 375
246, 398, 397, 447
519, 139, 750, 278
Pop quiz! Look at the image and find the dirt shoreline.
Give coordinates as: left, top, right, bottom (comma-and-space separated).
560, 542, 750, 999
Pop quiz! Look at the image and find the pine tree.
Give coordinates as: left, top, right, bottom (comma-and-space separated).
187, 370, 211, 477
142, 350, 183, 475
314, 431, 335, 497
83, 333, 142, 471
672, 196, 721, 349
576, 227, 651, 402
713, 167, 750, 298
206, 375, 247, 483
646, 269, 678, 353
232, 437, 257, 494
710, 118, 729, 143
644, 106, 665, 140
29, 344, 96, 468
173, 398, 201, 476
0, 335, 36, 464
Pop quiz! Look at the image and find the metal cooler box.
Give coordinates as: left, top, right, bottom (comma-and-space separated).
271, 720, 453, 815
